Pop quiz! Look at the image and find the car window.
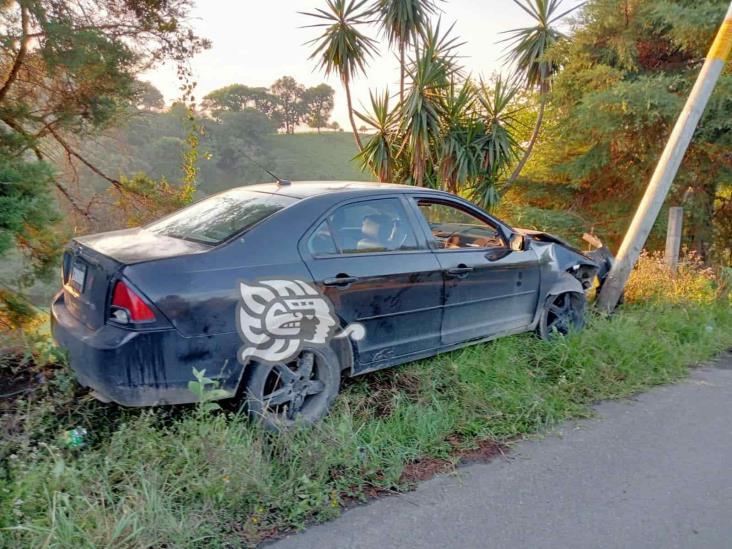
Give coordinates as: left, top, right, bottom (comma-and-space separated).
328, 198, 419, 254
147, 190, 297, 245
307, 220, 337, 256
416, 200, 505, 250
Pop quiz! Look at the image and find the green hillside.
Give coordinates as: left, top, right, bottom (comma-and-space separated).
198, 132, 375, 195
266, 132, 373, 183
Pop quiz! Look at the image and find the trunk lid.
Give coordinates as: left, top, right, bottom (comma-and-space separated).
63, 229, 209, 329
75, 228, 210, 264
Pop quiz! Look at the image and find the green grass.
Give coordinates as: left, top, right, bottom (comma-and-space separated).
265, 132, 373, 183
2, 295, 731, 547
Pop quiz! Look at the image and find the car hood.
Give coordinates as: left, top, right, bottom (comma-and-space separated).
75, 228, 210, 264
513, 228, 591, 258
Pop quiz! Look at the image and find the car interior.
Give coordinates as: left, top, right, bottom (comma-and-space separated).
417, 201, 505, 250
309, 199, 418, 255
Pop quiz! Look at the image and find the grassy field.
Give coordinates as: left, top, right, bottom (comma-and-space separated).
264, 132, 372, 184
1, 256, 731, 547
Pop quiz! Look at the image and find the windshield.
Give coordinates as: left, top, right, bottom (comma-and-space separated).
146, 190, 297, 244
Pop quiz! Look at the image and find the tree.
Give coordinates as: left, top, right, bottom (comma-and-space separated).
302, 0, 379, 151
530, 0, 732, 259
203, 84, 278, 116
302, 84, 336, 133
134, 81, 165, 111
502, 0, 578, 187
270, 76, 306, 134
0, 0, 208, 325
371, 0, 439, 103
356, 23, 521, 204
204, 109, 275, 171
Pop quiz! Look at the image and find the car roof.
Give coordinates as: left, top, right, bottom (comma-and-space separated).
243, 180, 429, 199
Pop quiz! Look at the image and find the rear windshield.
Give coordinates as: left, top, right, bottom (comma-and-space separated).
146, 190, 297, 244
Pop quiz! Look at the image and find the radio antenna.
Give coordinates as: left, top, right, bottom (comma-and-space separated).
239, 149, 291, 186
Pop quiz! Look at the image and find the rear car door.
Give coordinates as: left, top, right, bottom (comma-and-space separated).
300, 195, 444, 369
409, 197, 541, 345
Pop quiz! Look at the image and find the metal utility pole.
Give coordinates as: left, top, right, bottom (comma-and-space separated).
597, 2, 732, 312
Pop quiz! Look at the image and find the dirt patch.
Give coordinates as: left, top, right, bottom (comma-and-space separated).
345, 370, 424, 418
456, 438, 507, 465
400, 457, 454, 485
0, 356, 36, 403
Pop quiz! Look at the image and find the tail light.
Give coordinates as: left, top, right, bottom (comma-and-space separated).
110, 280, 155, 323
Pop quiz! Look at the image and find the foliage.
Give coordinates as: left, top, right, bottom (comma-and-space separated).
302, 0, 380, 150
354, 23, 522, 207
188, 368, 231, 413
0, 0, 208, 327
302, 84, 336, 133
2, 262, 731, 546
270, 77, 307, 135
527, 0, 732, 259
371, 0, 440, 101
502, 0, 579, 186
203, 79, 336, 135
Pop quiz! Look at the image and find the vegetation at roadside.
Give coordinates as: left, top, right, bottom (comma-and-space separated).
1, 257, 730, 547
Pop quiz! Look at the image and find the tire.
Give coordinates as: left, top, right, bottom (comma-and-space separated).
538, 292, 587, 340
243, 346, 340, 431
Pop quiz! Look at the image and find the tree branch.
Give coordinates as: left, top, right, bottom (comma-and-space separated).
45, 126, 124, 191
0, 4, 30, 104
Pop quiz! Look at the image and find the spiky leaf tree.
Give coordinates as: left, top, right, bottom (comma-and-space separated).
473, 77, 523, 207
371, 0, 440, 103
302, 0, 379, 151
502, 0, 580, 186
355, 90, 398, 181
399, 20, 463, 186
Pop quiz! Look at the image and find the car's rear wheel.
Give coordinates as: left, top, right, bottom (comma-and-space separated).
538, 292, 587, 340
243, 347, 340, 430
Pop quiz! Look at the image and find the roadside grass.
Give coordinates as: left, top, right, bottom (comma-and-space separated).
1, 256, 731, 547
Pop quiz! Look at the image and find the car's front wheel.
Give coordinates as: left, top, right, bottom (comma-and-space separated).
243, 347, 340, 430
537, 292, 587, 340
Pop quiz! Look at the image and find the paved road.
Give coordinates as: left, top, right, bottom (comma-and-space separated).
272, 352, 732, 549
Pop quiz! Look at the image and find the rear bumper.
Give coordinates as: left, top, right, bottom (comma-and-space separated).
51, 292, 241, 406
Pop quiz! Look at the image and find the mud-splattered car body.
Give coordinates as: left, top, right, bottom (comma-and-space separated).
51, 181, 607, 408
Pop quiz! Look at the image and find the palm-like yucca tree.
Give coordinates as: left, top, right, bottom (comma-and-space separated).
371, 0, 440, 103
355, 90, 398, 182
400, 20, 461, 186
438, 80, 478, 194
502, 0, 580, 186
302, 0, 379, 151
473, 76, 523, 207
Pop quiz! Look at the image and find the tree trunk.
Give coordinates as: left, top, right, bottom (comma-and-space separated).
505, 91, 547, 187
344, 80, 363, 152
399, 41, 406, 104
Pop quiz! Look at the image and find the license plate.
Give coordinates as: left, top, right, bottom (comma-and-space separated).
70, 263, 87, 291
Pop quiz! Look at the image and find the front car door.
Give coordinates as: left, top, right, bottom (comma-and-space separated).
408, 197, 541, 345
301, 195, 444, 370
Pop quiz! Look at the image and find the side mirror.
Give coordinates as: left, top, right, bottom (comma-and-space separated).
509, 233, 525, 252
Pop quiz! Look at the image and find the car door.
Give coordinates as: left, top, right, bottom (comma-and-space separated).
300, 195, 444, 369
408, 197, 541, 345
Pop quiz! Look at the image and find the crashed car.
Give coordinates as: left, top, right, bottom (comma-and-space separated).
51, 181, 611, 427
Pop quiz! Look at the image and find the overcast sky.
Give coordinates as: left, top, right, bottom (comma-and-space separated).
143, 0, 584, 127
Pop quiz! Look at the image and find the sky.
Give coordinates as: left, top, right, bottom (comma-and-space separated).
143, 0, 584, 128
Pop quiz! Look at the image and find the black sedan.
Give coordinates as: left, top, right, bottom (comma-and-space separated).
51, 181, 610, 427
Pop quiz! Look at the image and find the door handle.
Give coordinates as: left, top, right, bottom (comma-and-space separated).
446, 265, 474, 277
323, 275, 358, 287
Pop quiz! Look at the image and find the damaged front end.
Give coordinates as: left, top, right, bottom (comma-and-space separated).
515, 228, 615, 295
